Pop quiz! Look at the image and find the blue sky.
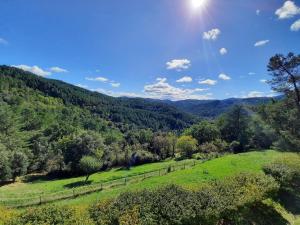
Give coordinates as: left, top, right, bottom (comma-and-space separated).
0, 0, 300, 100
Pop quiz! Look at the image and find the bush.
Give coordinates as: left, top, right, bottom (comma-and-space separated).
11, 205, 93, 225
89, 173, 279, 225
263, 154, 300, 190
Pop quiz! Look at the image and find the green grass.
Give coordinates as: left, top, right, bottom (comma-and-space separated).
56, 150, 286, 206
0, 150, 293, 208
0, 159, 194, 199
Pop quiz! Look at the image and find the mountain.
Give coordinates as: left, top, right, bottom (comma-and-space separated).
0, 66, 197, 131
166, 97, 276, 118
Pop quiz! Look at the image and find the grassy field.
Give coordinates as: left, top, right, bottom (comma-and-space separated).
0, 150, 293, 208
0, 159, 195, 199
56, 150, 284, 206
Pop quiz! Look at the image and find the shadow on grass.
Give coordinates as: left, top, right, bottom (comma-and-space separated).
240, 202, 290, 225
64, 180, 92, 189
0, 180, 14, 187
278, 189, 300, 215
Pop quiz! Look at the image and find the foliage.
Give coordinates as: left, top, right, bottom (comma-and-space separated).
176, 135, 198, 158
0, 152, 11, 182
10, 205, 93, 225
79, 156, 102, 182
267, 52, 300, 111
217, 105, 251, 152
89, 173, 279, 225
263, 154, 300, 190
10, 152, 28, 181
184, 120, 220, 145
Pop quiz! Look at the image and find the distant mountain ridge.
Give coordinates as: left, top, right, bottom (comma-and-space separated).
126, 97, 277, 119
165, 97, 277, 118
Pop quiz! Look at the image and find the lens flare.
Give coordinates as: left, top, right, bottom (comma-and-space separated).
190, 0, 207, 10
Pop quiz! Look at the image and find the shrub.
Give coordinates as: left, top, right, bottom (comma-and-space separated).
263, 154, 300, 190
11, 205, 93, 225
89, 173, 279, 225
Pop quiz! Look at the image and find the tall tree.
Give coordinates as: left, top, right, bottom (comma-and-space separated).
267, 52, 300, 111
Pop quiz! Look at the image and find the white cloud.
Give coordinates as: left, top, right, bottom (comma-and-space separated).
198, 79, 217, 85
291, 19, 300, 31
248, 72, 256, 75
203, 28, 221, 40
166, 59, 191, 71
256, 9, 260, 15
93, 88, 143, 98
13, 65, 51, 77
86, 76, 109, 82
176, 76, 193, 83
111, 82, 121, 88
254, 40, 270, 47
218, 73, 231, 80
144, 78, 211, 100
275, 1, 300, 19
76, 84, 88, 89
219, 48, 227, 55
247, 91, 264, 98
260, 79, 267, 83
49, 67, 68, 73
0, 38, 8, 45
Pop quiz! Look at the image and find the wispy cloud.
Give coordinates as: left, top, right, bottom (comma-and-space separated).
256, 9, 260, 15
166, 59, 191, 71
203, 28, 221, 40
86, 76, 121, 88
254, 40, 269, 47
176, 76, 193, 83
248, 72, 256, 75
76, 84, 88, 89
13, 65, 51, 77
275, 1, 300, 19
198, 79, 217, 85
49, 67, 68, 73
291, 19, 300, 31
218, 73, 231, 80
247, 91, 264, 98
111, 82, 121, 88
86, 76, 109, 82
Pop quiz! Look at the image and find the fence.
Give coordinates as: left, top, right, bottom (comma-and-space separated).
0, 160, 199, 208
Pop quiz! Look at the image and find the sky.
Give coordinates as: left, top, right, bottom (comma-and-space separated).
0, 0, 300, 100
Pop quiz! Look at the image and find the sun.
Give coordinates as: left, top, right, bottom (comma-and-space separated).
190, 0, 207, 10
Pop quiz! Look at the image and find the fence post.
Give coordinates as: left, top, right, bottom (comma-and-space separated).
184, 163, 186, 169
194, 160, 196, 166
124, 178, 127, 185
39, 196, 42, 205
159, 169, 161, 176
73, 189, 75, 198
144, 173, 146, 180
101, 183, 103, 190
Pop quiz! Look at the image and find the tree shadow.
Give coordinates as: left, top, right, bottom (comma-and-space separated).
64, 180, 92, 189
278, 189, 300, 215
0, 180, 14, 187
239, 202, 290, 225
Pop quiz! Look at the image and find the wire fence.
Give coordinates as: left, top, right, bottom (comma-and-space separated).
0, 160, 199, 208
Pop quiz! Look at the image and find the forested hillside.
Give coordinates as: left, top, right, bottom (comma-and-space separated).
0, 66, 197, 131
167, 97, 277, 118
